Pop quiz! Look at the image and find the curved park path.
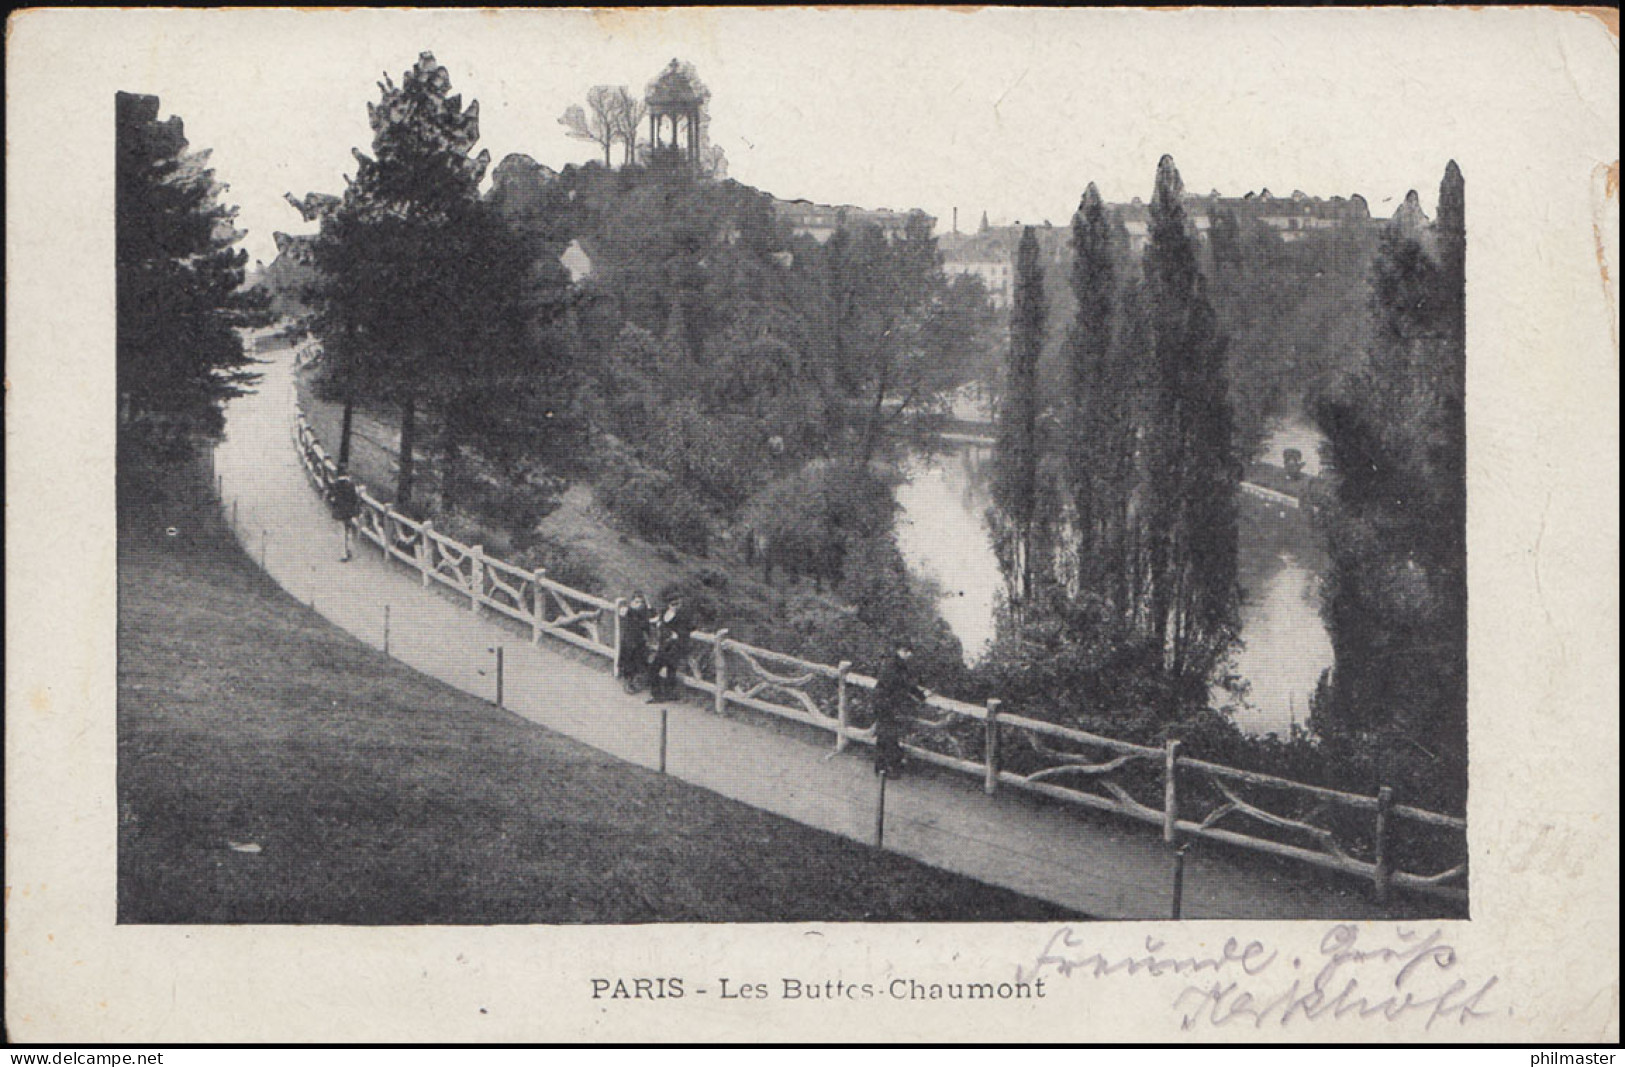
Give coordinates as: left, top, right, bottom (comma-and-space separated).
213, 335, 1419, 921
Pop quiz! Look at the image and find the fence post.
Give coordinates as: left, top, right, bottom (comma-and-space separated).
1163, 738, 1182, 845
611, 598, 626, 675
984, 698, 1003, 796
1373, 785, 1394, 904
417, 521, 434, 587
1172, 842, 1190, 920
382, 506, 396, 565
835, 660, 853, 753
713, 629, 731, 716
875, 772, 888, 849
469, 545, 485, 613
534, 571, 551, 646
494, 646, 505, 709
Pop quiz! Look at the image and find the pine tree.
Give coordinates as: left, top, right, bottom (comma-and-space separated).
117, 92, 269, 460
1141, 156, 1240, 706
301, 53, 511, 509
285, 190, 364, 471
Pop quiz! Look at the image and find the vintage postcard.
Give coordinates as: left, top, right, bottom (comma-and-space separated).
6, 6, 1618, 1044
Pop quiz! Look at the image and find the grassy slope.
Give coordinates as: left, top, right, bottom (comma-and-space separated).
117, 466, 1078, 924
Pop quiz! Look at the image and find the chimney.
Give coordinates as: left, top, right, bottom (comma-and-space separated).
953, 207, 959, 234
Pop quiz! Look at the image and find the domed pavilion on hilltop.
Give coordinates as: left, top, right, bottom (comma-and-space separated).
645, 59, 709, 169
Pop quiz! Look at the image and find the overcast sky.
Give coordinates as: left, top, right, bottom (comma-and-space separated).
115, 8, 1585, 265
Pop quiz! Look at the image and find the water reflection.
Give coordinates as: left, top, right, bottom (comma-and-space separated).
1225, 553, 1333, 736
893, 444, 1001, 664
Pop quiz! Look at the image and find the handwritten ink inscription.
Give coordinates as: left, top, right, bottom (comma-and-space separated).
1019, 924, 1500, 1032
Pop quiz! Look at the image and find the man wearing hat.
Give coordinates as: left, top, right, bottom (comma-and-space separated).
647, 596, 694, 703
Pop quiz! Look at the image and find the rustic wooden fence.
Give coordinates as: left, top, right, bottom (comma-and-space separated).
292, 405, 1468, 906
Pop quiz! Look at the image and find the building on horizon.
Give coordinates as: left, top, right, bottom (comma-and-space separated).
941, 189, 1388, 304
772, 198, 935, 244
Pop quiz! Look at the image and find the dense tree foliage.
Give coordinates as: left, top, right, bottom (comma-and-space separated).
555, 159, 995, 525
1206, 212, 1379, 460
116, 91, 269, 460
1314, 162, 1467, 791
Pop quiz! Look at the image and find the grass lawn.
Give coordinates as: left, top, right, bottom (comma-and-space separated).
117, 462, 1080, 924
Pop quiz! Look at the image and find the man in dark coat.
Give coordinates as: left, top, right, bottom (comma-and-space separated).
617, 593, 654, 694
327, 475, 361, 562
647, 596, 694, 703
872, 642, 928, 778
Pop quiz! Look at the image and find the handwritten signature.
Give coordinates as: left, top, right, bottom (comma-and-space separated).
1019, 924, 1500, 1031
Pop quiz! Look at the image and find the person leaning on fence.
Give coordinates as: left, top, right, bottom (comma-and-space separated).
617, 593, 654, 694
647, 596, 694, 704
326, 475, 361, 562
872, 642, 929, 779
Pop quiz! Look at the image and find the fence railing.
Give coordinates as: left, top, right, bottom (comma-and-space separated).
291, 404, 1468, 906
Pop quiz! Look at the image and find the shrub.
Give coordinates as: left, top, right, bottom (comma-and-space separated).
594, 446, 713, 555
509, 533, 605, 598
647, 403, 773, 515
465, 474, 564, 543
737, 461, 896, 590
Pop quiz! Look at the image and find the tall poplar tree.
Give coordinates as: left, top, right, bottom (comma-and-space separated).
1065, 183, 1139, 613
993, 226, 1046, 604
1141, 156, 1240, 704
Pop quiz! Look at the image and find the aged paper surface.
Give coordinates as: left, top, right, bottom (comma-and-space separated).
6, 7, 1618, 1043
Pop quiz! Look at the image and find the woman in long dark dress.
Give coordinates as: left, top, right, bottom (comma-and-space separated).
872, 643, 927, 778
617, 593, 653, 693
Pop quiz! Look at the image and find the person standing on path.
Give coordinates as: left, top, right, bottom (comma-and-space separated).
647, 596, 694, 703
326, 475, 361, 562
872, 642, 929, 778
617, 593, 654, 694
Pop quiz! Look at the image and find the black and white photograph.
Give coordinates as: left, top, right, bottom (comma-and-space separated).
8, 6, 1618, 1044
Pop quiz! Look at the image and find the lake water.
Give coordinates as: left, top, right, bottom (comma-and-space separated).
893, 444, 1001, 664
893, 418, 1335, 736
1224, 552, 1333, 735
